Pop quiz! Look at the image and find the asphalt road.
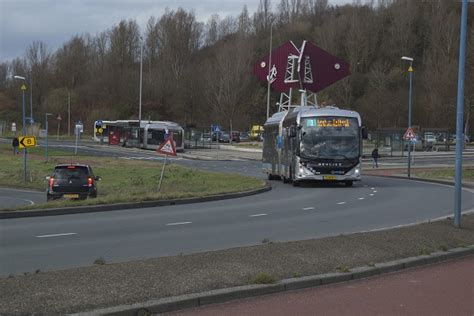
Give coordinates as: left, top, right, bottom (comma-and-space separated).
0, 187, 45, 209
1, 176, 473, 276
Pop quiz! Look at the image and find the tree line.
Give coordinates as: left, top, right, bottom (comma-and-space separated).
0, 0, 473, 134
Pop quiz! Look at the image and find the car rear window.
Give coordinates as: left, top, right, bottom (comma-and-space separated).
53, 166, 89, 180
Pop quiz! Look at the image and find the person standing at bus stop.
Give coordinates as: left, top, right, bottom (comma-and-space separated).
12, 137, 19, 155
371, 148, 380, 168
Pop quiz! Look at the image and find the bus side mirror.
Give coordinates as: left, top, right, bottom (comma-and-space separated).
361, 126, 368, 139
289, 126, 297, 138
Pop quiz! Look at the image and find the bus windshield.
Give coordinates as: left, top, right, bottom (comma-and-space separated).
300, 116, 360, 160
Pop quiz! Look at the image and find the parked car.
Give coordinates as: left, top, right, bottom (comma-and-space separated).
46, 164, 101, 201
231, 131, 240, 143
218, 132, 230, 143
239, 131, 250, 142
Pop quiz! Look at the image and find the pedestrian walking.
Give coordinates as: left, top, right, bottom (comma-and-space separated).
12, 137, 19, 155
371, 148, 380, 168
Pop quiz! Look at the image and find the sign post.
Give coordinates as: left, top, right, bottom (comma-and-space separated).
156, 131, 177, 192
403, 127, 416, 176
21, 84, 28, 182
454, 0, 469, 228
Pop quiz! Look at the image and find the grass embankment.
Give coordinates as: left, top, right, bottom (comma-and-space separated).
414, 167, 474, 182
0, 144, 265, 209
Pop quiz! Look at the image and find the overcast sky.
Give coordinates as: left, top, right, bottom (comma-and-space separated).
0, 0, 351, 62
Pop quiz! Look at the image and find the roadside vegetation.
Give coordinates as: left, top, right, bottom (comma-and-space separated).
0, 144, 265, 209
414, 167, 474, 182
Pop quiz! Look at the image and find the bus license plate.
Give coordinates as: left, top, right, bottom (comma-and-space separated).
324, 175, 337, 181
63, 194, 79, 199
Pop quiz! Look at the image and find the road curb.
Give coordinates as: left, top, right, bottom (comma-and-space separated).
78, 246, 474, 316
0, 184, 271, 219
366, 173, 474, 189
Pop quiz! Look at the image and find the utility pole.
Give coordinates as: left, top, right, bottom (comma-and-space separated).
138, 36, 143, 148
68, 91, 71, 137
266, 24, 273, 120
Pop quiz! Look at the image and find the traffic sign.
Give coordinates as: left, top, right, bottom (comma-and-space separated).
403, 127, 416, 140
156, 135, 177, 156
11, 123, 16, 132
20, 84, 27, 91
97, 127, 103, 134
18, 136, 37, 149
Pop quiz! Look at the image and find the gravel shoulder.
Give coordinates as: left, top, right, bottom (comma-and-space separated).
1, 214, 473, 314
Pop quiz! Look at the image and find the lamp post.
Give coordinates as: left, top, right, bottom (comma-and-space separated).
401, 56, 414, 178
266, 24, 273, 120
138, 36, 143, 148
14, 75, 28, 182
45, 113, 53, 162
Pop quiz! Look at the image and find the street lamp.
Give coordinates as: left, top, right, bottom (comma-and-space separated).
401, 56, 414, 178
138, 36, 143, 148
45, 113, 53, 162
13, 75, 28, 181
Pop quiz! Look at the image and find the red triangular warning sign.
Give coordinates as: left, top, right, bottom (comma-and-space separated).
156, 135, 177, 156
403, 127, 416, 140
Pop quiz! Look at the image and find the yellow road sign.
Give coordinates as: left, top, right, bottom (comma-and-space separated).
98, 127, 103, 134
408, 66, 414, 72
20, 84, 27, 91
18, 136, 37, 149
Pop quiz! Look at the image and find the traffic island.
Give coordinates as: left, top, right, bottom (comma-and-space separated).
1, 214, 473, 315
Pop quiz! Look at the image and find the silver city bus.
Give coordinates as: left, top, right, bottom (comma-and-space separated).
263, 106, 365, 186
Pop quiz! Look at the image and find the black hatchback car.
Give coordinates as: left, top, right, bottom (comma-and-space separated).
46, 164, 101, 201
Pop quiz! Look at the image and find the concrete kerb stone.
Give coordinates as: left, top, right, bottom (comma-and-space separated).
0, 184, 271, 219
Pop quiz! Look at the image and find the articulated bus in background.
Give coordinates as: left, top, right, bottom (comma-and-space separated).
263, 106, 365, 187
93, 120, 184, 151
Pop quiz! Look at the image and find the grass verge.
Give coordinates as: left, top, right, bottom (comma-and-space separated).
414, 167, 474, 182
0, 144, 265, 210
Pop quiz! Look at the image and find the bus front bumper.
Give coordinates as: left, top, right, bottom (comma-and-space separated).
295, 164, 361, 182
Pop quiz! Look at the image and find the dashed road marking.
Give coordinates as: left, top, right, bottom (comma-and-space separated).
358, 197, 365, 200
370, 194, 374, 196
166, 222, 192, 226
249, 214, 267, 217
36, 233, 77, 238
337, 202, 346, 205
373, 190, 378, 193
302, 207, 315, 211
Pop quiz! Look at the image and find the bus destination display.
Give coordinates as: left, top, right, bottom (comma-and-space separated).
306, 118, 350, 128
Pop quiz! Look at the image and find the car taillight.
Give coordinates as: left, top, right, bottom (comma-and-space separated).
88, 177, 94, 187
49, 177, 54, 189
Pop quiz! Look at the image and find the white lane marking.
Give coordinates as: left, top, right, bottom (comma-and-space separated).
358, 197, 365, 200
371, 187, 375, 190
370, 194, 374, 196
337, 202, 346, 205
250, 214, 267, 217
36, 232, 77, 238
166, 222, 192, 226
302, 207, 315, 211
373, 190, 378, 193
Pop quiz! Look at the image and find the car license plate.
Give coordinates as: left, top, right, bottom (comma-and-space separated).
324, 175, 337, 181
63, 194, 79, 199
